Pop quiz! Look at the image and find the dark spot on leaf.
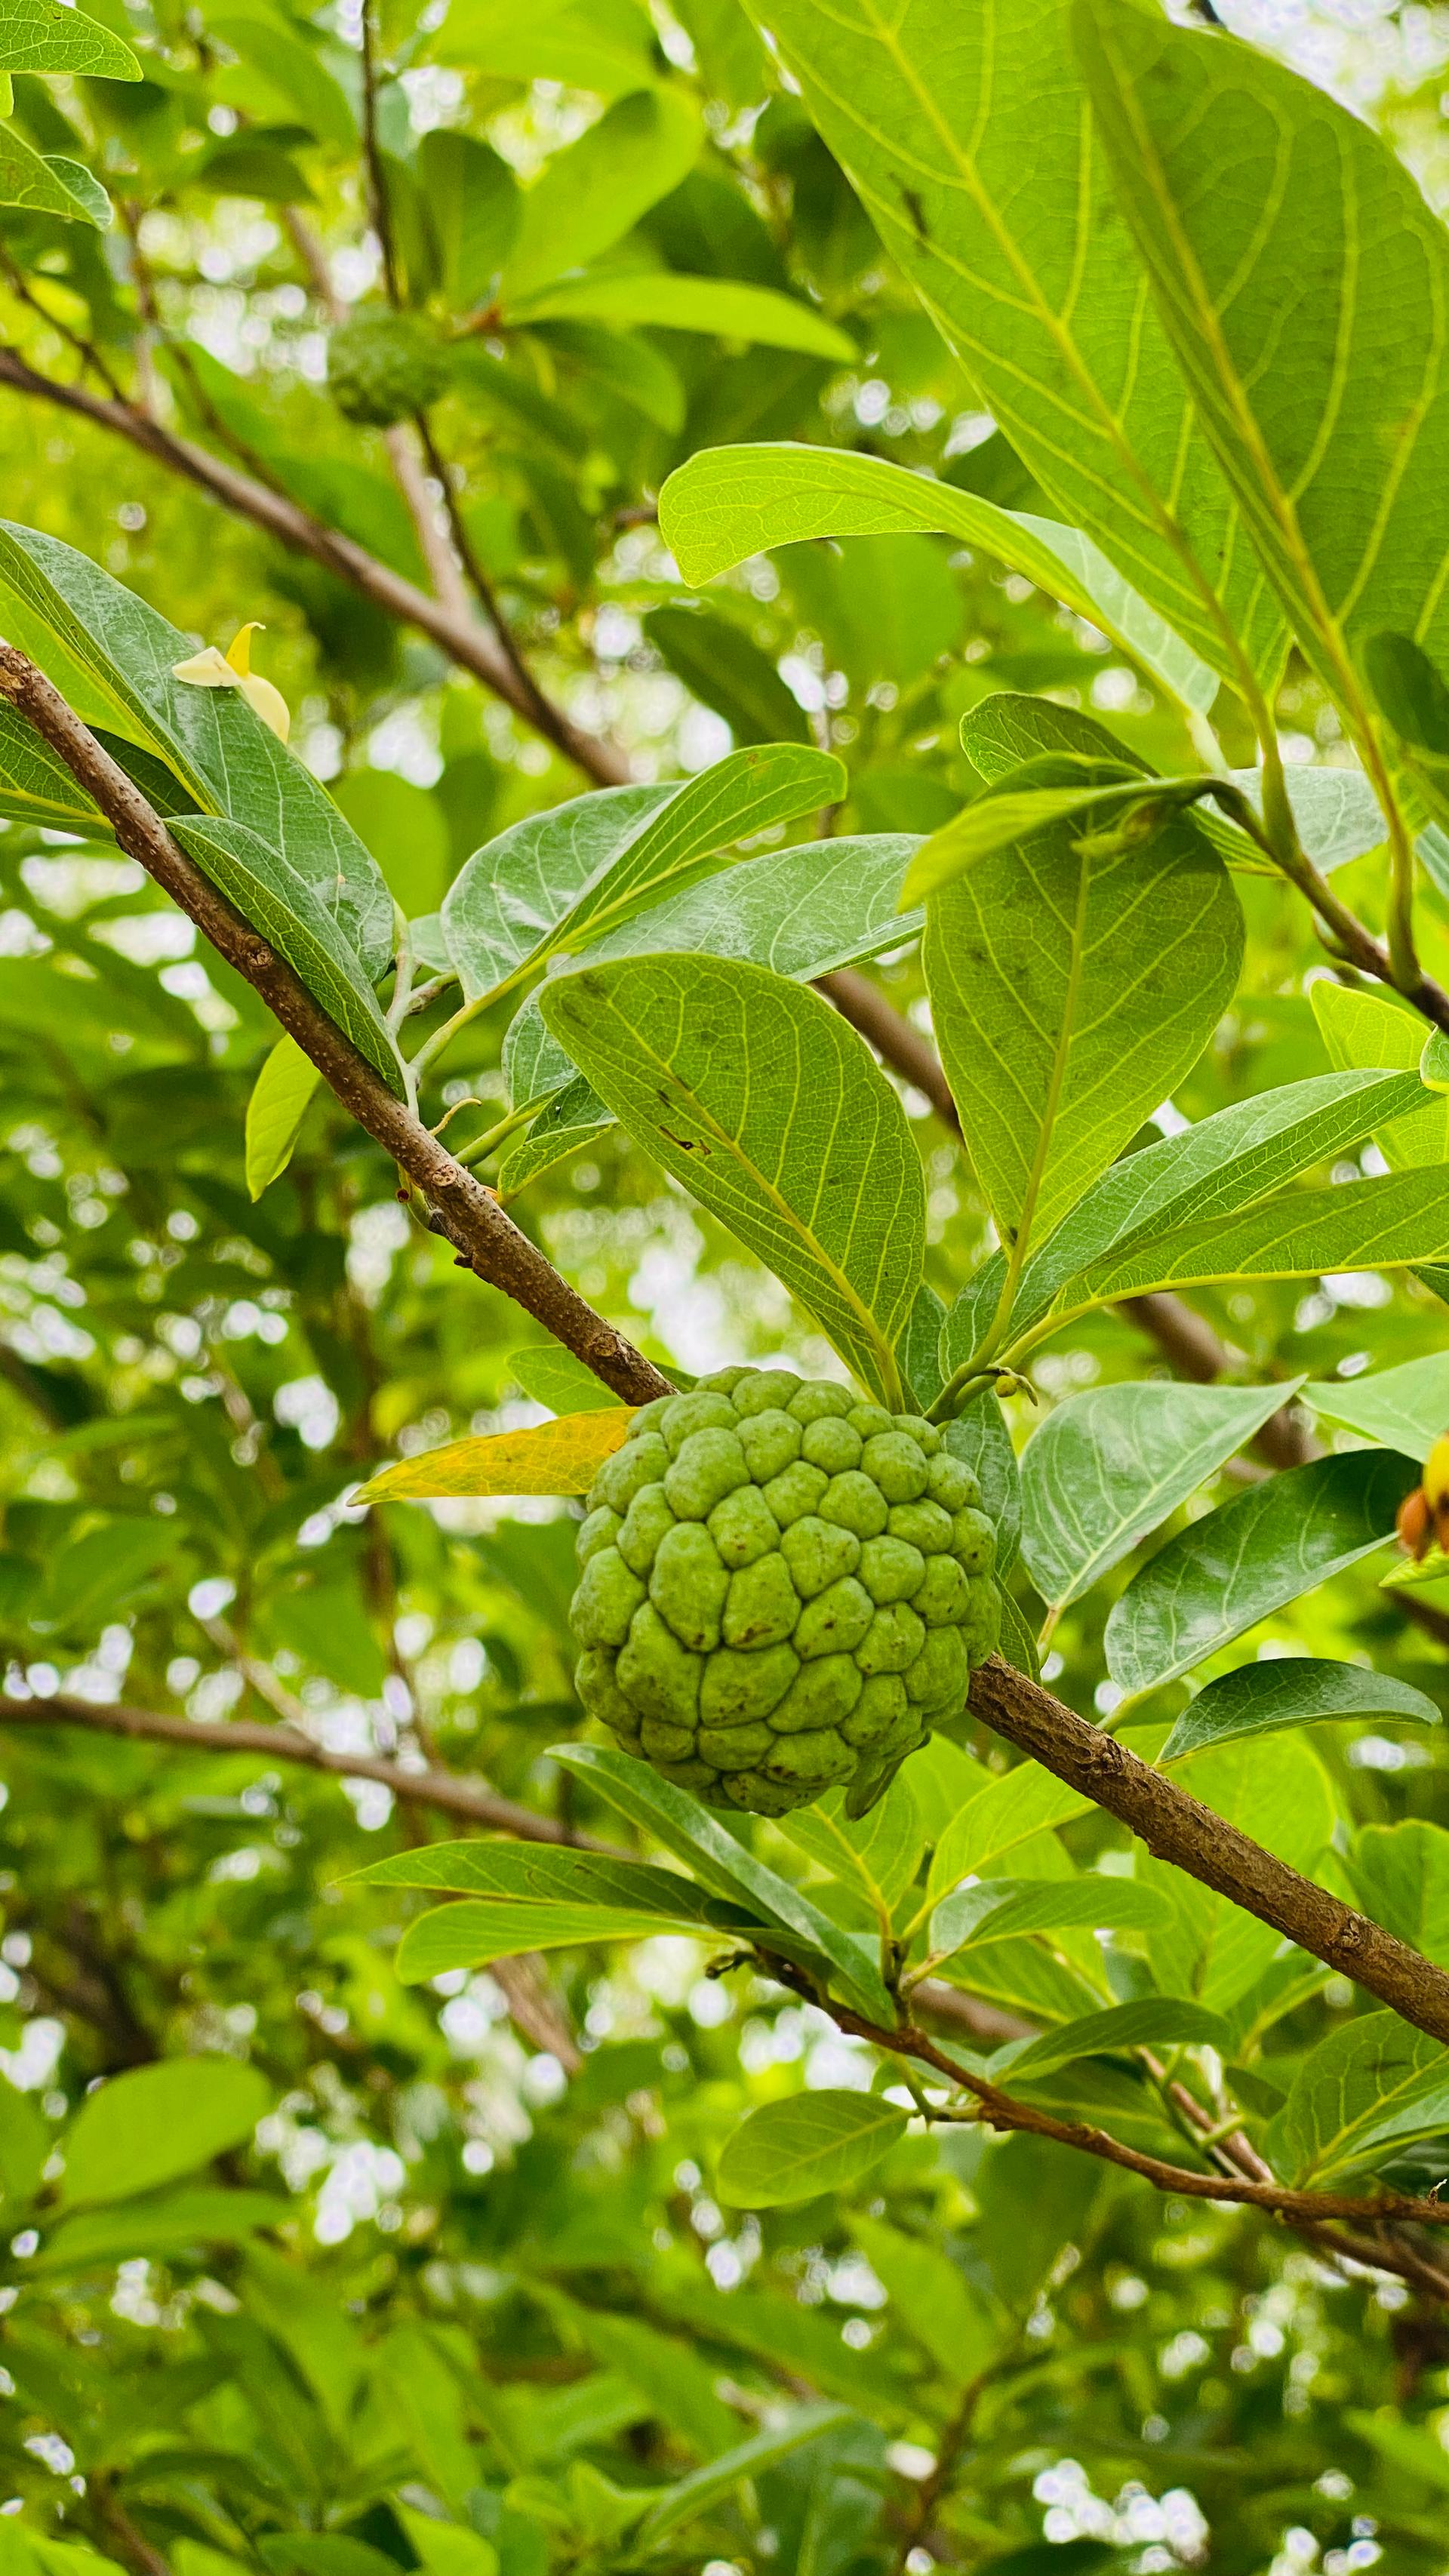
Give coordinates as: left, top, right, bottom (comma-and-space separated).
900, 187, 930, 243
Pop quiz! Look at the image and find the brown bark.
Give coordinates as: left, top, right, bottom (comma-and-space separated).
969, 1654, 1449, 2044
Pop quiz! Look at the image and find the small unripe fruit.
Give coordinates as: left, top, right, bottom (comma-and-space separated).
327, 307, 451, 426
571, 1367, 1000, 1817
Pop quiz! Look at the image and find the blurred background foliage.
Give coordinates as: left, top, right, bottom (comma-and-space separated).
0, 0, 1446, 2571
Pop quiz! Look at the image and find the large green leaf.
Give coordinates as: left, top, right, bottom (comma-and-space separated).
0, 123, 106, 221
497, 827, 926, 1156
447, 786, 672, 1005
1075, 2, 1449, 712
1266, 2012, 1449, 2187
1346, 1820, 1449, 1968
59, 2059, 272, 2208
1005, 1069, 1428, 1351
169, 818, 405, 1092
395, 1894, 731, 1979
551, 1743, 895, 2021
777, 1774, 925, 1921
245, 1036, 321, 1202
716, 2091, 908, 2208
1301, 1352, 1449, 1463
928, 1873, 1171, 1962
1161, 1659, 1440, 1764
0, 525, 393, 975
999, 1997, 1231, 2082
1104, 1450, 1417, 1696
1019, 1377, 1306, 1611
0, 0, 140, 76
659, 442, 1217, 712
731, 0, 1284, 695
644, 605, 812, 746
517, 272, 856, 359
1058, 1171, 1449, 1315
556, 746, 844, 957
922, 802, 1241, 1250
0, 704, 102, 829
500, 89, 701, 303
442, 748, 841, 1005
1309, 983, 1449, 1171
540, 956, 924, 1405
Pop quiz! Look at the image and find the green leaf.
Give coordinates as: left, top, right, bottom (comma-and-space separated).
391, 1875, 710, 1968
352, 1838, 749, 1922
431, 784, 666, 1004
0, 2076, 47, 2210
0, 703, 103, 829
169, 817, 405, 1092
1302, 1353, 1449, 1463
1019, 1377, 1306, 1611
540, 956, 924, 1405
417, 128, 520, 311
245, 1035, 321, 1201
34, 2190, 290, 2276
443, 749, 841, 1004
497, 1077, 612, 1201
1091, 1171, 1449, 1308
727, 5, 1284, 694
644, 605, 811, 746
995, 1588, 1041, 1684
516, 272, 855, 360
904, 768, 1228, 906
777, 1774, 925, 1919
1136, 1735, 1337, 2016
500, 90, 701, 304
633, 2406, 850, 2546
1310, 983, 1449, 1171
928, 1874, 1171, 1962
1266, 2011, 1449, 2187
536, 2287, 740, 2459
556, 745, 844, 960
1074, 2, 1449, 715
925, 1763, 1090, 1907
848, 2212, 997, 2377
922, 799, 1241, 1249
1161, 1660, 1440, 1764
999, 1998, 1232, 2082
1346, 1820, 1449, 1968
0, 119, 101, 219
569, 831, 922, 982
659, 442, 1218, 713
0, 523, 393, 975
551, 1743, 896, 2022
1227, 764, 1388, 876
942, 1396, 1020, 1575
1104, 1450, 1418, 1696
506, 1345, 626, 1414
716, 2090, 908, 2208
59, 2058, 272, 2208
0, 0, 140, 78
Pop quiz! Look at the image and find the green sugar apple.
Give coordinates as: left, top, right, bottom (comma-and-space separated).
327, 308, 451, 426
571, 1368, 1000, 1819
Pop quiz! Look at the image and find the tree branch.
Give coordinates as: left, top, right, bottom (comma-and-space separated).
0, 648, 670, 1408
968, 1654, 1449, 2044
0, 348, 626, 785
0, 1691, 615, 1848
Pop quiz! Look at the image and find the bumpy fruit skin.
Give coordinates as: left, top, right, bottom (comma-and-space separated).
327, 309, 451, 426
571, 1368, 1000, 1818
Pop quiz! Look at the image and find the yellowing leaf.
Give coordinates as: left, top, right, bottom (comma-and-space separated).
356, 1408, 633, 1503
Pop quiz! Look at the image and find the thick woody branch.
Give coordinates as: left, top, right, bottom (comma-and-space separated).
0, 649, 669, 1408
969, 1654, 1449, 2044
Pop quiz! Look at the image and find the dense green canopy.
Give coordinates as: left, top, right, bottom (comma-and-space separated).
1, 2, 1449, 2571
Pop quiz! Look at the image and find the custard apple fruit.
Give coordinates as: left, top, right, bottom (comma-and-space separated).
571, 1368, 1000, 1819
327, 308, 451, 426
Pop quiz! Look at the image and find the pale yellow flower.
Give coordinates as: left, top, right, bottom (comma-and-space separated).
171, 622, 290, 741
